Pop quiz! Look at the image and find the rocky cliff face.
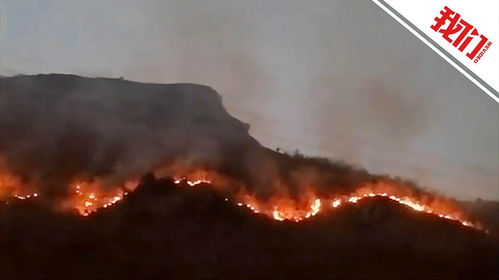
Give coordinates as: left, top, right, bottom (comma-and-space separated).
0, 74, 259, 198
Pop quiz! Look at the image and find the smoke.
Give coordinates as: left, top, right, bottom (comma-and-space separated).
0, 74, 258, 200
0, 74, 389, 208
1, 1, 497, 200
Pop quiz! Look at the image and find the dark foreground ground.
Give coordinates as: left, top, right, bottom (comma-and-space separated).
0, 175, 497, 280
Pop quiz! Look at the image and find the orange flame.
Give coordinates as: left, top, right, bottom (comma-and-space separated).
233, 180, 480, 229
64, 181, 133, 216
0, 168, 483, 231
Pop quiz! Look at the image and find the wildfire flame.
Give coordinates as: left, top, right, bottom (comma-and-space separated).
167, 172, 481, 230
69, 182, 130, 216
0, 169, 482, 231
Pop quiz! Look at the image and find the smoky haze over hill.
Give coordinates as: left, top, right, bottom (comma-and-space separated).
0, 74, 257, 198
0, 74, 384, 204
1, 0, 497, 200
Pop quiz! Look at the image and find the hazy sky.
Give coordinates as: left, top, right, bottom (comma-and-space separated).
0, 0, 497, 199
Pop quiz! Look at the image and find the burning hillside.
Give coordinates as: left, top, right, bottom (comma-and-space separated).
0, 74, 497, 279
1, 174, 497, 279
0, 74, 484, 226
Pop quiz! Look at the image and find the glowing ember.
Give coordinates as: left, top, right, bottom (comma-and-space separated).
273, 210, 285, 221
332, 199, 342, 208
348, 197, 360, 203
68, 182, 129, 216
311, 199, 321, 216
173, 175, 211, 187
247, 197, 323, 222
13, 192, 39, 200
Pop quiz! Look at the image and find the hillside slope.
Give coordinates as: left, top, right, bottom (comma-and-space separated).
0, 175, 497, 279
